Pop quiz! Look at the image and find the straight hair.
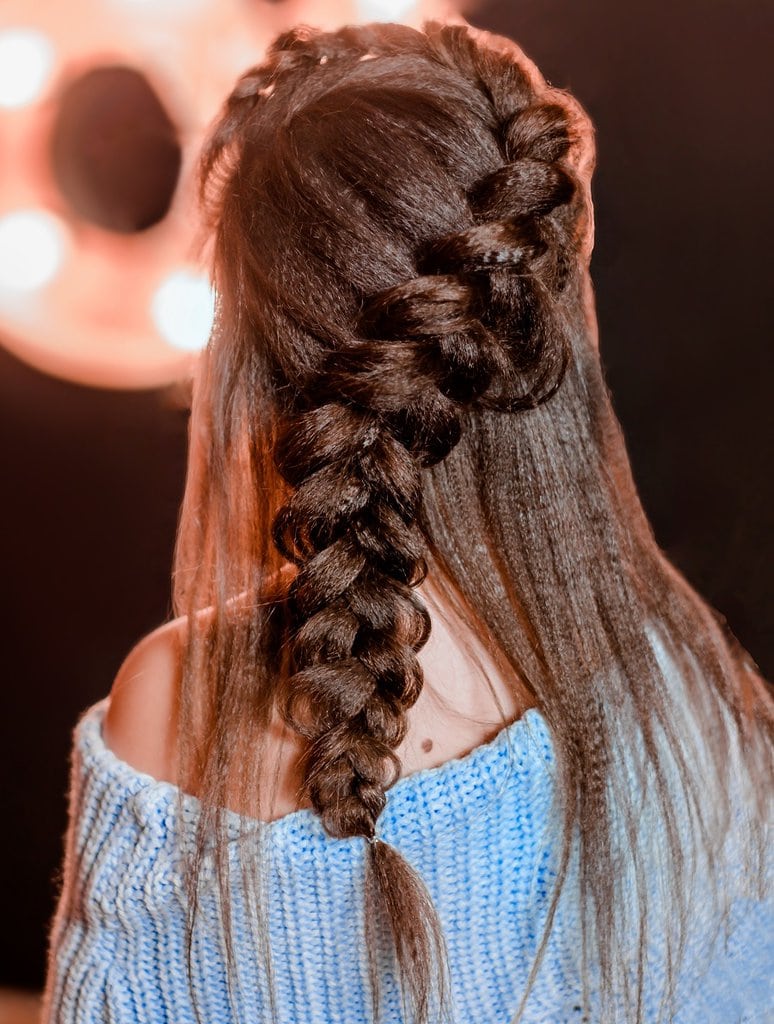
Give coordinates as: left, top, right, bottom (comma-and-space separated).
170, 19, 773, 1024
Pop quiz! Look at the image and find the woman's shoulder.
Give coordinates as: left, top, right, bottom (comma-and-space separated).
102, 609, 315, 820
104, 576, 298, 782
104, 580, 295, 783
103, 615, 186, 784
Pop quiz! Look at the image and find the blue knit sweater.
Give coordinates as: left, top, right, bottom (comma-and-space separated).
42, 655, 772, 1023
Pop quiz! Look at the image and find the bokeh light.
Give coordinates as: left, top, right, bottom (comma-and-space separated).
151, 269, 215, 352
355, 0, 421, 19
0, 28, 56, 109
0, 209, 68, 293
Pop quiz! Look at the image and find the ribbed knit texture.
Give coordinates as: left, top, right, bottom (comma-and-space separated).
42, 635, 773, 1023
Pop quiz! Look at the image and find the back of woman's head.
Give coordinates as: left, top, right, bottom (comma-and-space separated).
172, 19, 773, 1024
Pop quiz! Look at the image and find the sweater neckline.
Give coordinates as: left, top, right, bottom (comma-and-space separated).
75, 697, 555, 856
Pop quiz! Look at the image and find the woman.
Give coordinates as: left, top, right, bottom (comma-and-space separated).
42, 18, 772, 1024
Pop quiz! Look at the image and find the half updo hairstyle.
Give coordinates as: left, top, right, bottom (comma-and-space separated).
171, 18, 773, 1024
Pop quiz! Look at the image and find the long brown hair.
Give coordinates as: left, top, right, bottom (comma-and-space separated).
171, 19, 773, 1024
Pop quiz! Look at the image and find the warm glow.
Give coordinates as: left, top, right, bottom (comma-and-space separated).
0, 28, 56, 109
0, 209, 68, 293
151, 269, 216, 351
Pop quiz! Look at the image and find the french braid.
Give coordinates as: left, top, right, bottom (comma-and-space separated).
200, 20, 586, 1022
267, 22, 583, 842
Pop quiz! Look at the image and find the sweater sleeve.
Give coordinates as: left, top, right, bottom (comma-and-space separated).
40, 712, 116, 1024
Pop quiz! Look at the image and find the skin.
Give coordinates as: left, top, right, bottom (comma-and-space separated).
105, 24, 599, 820
104, 571, 537, 820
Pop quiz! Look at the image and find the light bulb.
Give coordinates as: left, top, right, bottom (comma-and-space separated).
0, 209, 68, 293
151, 270, 215, 351
0, 28, 55, 109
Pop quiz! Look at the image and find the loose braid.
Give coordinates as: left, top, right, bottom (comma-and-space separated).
198, 20, 588, 1023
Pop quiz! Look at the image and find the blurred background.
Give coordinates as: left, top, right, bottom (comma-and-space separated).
0, 0, 771, 1019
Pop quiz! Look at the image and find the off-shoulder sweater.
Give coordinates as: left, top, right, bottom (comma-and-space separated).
41, 640, 773, 1023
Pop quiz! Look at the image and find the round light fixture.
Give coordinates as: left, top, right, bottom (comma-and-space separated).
0, 0, 456, 388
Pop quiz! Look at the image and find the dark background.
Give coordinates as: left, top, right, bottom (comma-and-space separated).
1, 0, 771, 992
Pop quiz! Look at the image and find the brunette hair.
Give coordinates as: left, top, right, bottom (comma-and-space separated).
171, 18, 773, 1024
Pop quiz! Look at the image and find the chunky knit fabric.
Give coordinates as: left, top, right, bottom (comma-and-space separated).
42, 637, 773, 1023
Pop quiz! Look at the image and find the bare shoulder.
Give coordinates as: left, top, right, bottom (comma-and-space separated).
101, 580, 291, 790
103, 616, 187, 782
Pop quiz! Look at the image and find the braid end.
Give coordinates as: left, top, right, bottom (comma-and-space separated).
364, 837, 453, 1024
